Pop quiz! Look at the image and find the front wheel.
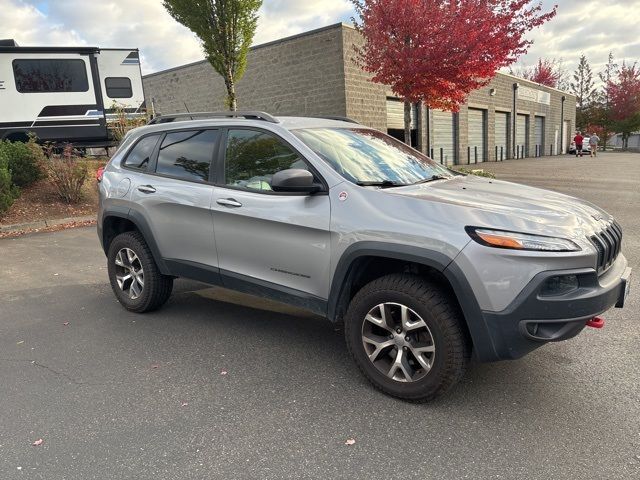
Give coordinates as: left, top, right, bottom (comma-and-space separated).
107, 231, 173, 313
344, 274, 471, 402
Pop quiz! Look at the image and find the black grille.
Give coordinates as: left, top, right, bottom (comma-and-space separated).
590, 221, 623, 273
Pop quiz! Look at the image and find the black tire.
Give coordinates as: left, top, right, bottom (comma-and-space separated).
344, 274, 471, 402
107, 231, 173, 313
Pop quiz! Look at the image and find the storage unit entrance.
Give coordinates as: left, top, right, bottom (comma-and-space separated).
431, 109, 456, 165
386, 98, 418, 146
467, 108, 486, 163
534, 116, 545, 157
494, 111, 509, 161
515, 114, 529, 158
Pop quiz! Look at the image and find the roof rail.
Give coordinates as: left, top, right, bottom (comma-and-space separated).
308, 115, 360, 124
147, 111, 279, 125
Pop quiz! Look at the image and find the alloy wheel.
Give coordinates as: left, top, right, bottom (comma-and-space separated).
114, 248, 144, 300
361, 302, 436, 382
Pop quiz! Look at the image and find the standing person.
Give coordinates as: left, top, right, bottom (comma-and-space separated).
589, 132, 601, 157
574, 131, 584, 157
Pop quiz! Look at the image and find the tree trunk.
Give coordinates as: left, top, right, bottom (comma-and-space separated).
403, 100, 412, 146
225, 74, 237, 112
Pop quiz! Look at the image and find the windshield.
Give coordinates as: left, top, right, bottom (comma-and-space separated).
293, 127, 454, 185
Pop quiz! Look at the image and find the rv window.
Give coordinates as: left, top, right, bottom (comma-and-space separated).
12, 59, 89, 93
122, 134, 160, 171
105, 77, 133, 98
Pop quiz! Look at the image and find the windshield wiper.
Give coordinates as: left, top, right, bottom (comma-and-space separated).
411, 174, 450, 185
356, 180, 407, 188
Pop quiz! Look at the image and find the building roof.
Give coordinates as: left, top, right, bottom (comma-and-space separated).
143, 22, 349, 79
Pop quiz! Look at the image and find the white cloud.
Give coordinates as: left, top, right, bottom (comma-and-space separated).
1, 0, 638, 80
516, 0, 640, 76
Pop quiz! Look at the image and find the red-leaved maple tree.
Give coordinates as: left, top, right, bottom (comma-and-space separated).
520, 58, 564, 88
608, 62, 640, 149
352, 0, 557, 144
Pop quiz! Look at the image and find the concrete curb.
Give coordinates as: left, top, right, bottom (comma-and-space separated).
0, 215, 96, 233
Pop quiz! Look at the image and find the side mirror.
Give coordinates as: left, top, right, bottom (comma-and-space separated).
270, 169, 321, 193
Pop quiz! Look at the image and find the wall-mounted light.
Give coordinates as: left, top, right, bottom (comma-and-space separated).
489, 88, 497, 96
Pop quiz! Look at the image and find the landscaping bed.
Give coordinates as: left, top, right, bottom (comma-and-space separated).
0, 167, 99, 226
0, 137, 107, 238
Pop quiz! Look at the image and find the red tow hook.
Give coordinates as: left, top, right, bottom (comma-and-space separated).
586, 316, 605, 329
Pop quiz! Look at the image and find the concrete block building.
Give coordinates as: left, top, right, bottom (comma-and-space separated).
143, 23, 576, 165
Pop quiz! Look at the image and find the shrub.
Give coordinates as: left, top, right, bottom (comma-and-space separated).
42, 144, 88, 203
0, 138, 44, 187
454, 167, 496, 179
108, 101, 148, 142
0, 152, 19, 216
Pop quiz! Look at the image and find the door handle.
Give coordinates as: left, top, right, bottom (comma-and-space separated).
216, 198, 242, 208
137, 185, 156, 194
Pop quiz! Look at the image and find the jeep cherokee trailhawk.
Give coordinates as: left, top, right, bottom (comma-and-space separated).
97, 112, 631, 401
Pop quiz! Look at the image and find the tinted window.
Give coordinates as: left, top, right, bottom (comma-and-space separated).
123, 135, 160, 170
156, 130, 216, 182
225, 129, 306, 191
13, 59, 89, 93
105, 77, 132, 98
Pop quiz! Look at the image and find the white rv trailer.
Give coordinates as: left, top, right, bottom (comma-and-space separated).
0, 40, 145, 144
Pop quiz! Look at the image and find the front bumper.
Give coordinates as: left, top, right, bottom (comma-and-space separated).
480, 255, 630, 360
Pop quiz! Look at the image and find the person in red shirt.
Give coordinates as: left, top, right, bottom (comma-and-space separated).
574, 131, 584, 157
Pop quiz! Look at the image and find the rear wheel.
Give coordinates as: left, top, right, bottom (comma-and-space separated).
107, 231, 173, 313
344, 274, 470, 402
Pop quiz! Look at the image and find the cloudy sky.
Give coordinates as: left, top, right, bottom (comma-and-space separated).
2, 0, 638, 81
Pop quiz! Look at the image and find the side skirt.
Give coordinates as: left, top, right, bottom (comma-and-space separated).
163, 259, 328, 317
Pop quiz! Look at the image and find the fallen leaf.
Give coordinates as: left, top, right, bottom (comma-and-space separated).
345, 438, 356, 446
16, 340, 24, 345
62, 322, 69, 326
17, 466, 22, 471
53, 273, 59, 276
32, 439, 44, 446
151, 364, 160, 369
220, 370, 228, 376
181, 401, 188, 407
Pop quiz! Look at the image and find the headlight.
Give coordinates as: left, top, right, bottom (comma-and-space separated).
466, 227, 581, 252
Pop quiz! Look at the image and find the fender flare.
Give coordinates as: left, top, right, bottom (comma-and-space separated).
327, 241, 498, 361
100, 206, 169, 275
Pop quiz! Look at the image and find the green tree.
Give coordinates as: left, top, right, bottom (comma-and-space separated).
570, 54, 597, 129
163, 0, 262, 111
593, 52, 618, 148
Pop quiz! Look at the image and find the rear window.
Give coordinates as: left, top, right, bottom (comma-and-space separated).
13, 59, 89, 93
155, 130, 217, 182
122, 134, 160, 171
105, 77, 133, 98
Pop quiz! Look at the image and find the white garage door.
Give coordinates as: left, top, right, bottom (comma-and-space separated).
431, 109, 456, 165
534, 116, 544, 156
516, 114, 529, 158
562, 120, 571, 153
494, 112, 509, 161
386, 99, 417, 129
467, 108, 486, 163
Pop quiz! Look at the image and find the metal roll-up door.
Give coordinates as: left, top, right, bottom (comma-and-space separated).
563, 120, 571, 153
431, 109, 456, 165
534, 116, 544, 156
494, 112, 509, 161
386, 99, 417, 129
516, 114, 528, 158
467, 108, 486, 163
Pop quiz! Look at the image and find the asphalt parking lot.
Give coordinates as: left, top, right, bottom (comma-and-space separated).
1, 152, 638, 479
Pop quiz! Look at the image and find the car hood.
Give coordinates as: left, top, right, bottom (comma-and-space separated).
389, 175, 612, 237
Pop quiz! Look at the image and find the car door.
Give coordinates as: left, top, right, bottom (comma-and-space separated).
127, 128, 219, 271
210, 127, 331, 302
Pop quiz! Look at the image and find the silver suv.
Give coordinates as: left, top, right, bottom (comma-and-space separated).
97, 112, 631, 402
